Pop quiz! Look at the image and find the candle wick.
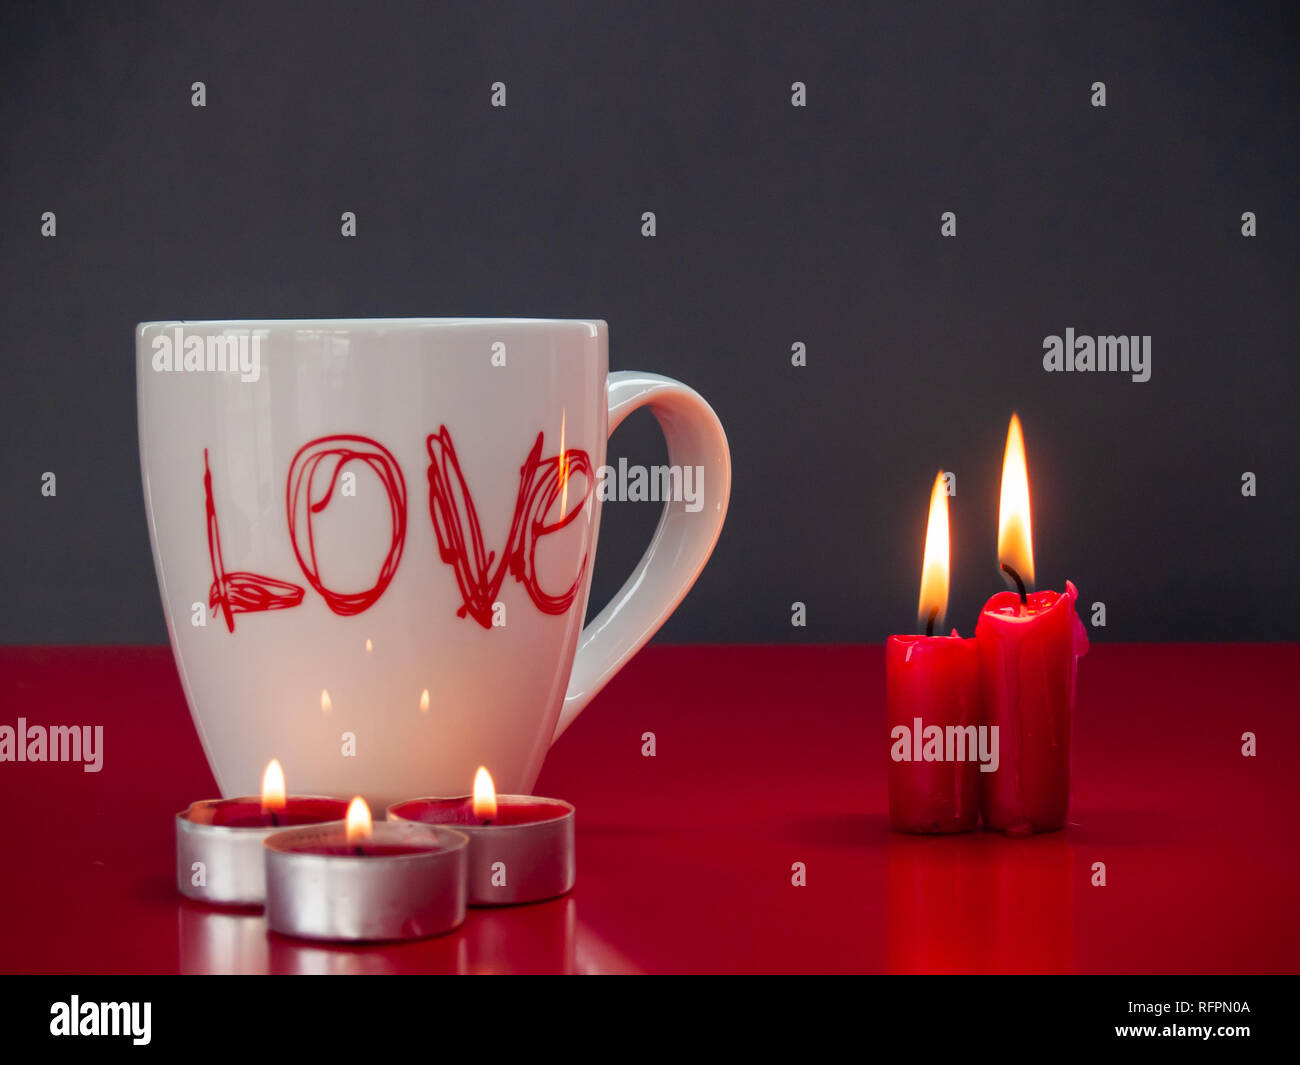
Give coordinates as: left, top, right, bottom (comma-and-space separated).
480, 819, 493, 827
270, 811, 279, 827
925, 608, 938, 638
353, 844, 364, 857
1001, 563, 1028, 608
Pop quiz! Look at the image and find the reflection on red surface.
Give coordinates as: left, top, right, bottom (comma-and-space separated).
888, 838, 987, 973
2, 644, 1299, 974
454, 899, 577, 975
989, 835, 1073, 973
179, 904, 268, 975
266, 932, 414, 975
888, 835, 1073, 973
179, 896, 638, 975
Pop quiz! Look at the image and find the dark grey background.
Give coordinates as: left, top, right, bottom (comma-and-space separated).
1, 1, 1296, 644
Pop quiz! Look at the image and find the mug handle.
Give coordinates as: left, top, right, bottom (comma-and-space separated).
552, 371, 731, 742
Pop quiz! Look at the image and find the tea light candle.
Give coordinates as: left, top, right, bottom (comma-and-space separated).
264, 798, 469, 942
387, 767, 575, 906
175, 759, 349, 906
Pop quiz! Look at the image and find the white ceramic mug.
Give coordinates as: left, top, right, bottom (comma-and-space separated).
137, 319, 729, 807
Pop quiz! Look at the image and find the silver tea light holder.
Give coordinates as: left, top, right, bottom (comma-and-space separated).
175, 794, 349, 907
264, 811, 470, 943
387, 769, 575, 907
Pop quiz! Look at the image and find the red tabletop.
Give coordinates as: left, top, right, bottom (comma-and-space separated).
0, 643, 1296, 974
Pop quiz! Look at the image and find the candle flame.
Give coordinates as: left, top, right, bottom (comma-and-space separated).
320, 689, 332, 713
261, 759, 286, 814
345, 797, 372, 844
997, 413, 1035, 587
917, 471, 950, 631
364, 638, 373, 653
472, 766, 498, 822
419, 688, 430, 712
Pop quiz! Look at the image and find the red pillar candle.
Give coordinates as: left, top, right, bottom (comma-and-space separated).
976, 415, 1089, 835
887, 472, 982, 833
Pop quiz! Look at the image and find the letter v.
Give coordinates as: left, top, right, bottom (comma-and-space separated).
427, 428, 544, 628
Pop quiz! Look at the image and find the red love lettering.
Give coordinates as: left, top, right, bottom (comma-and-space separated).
513, 443, 593, 615
200, 427, 586, 632
426, 427, 592, 628
205, 448, 305, 633
286, 435, 408, 616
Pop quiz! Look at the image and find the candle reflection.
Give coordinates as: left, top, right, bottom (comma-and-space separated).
268, 937, 407, 975
178, 904, 269, 975
454, 897, 578, 974
178, 895, 637, 974
887, 834, 1074, 973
